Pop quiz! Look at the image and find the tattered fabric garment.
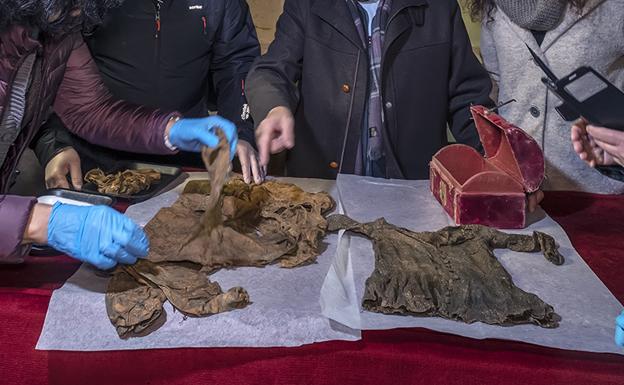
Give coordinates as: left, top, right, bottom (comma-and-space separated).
106, 133, 335, 337
107, 260, 248, 337
327, 214, 565, 328
84, 168, 161, 195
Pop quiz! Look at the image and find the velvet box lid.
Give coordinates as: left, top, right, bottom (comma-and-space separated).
429, 105, 545, 229
470, 105, 545, 193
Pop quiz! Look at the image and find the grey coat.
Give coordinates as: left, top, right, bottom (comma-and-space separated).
480, 0, 624, 193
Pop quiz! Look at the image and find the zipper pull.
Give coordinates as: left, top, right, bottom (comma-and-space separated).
154, 0, 162, 38
201, 16, 207, 35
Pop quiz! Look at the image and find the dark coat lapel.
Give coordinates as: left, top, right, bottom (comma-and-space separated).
383, 0, 428, 58
311, 0, 366, 50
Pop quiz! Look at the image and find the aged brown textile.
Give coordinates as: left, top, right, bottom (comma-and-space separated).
85, 168, 161, 195
107, 260, 249, 337
145, 176, 335, 269
327, 214, 564, 328
106, 135, 335, 338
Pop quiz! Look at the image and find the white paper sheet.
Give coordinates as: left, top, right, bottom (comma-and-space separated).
36, 174, 360, 351
320, 174, 624, 355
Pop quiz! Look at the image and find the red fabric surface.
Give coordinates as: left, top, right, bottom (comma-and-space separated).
1, 191, 623, 385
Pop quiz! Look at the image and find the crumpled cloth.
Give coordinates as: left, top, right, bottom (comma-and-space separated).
84, 168, 161, 195
327, 214, 565, 328
106, 134, 335, 338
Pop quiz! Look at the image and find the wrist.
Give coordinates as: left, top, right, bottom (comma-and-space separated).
267, 106, 291, 118
164, 115, 181, 151
23, 204, 52, 245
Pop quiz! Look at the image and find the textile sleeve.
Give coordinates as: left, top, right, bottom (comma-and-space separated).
479, 18, 500, 101
446, 2, 494, 149
52, 37, 179, 155
0, 195, 36, 262
245, 0, 306, 125
30, 114, 75, 168
485, 227, 564, 266
210, 0, 261, 147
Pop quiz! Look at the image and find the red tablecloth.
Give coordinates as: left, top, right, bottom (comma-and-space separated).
1, 191, 623, 385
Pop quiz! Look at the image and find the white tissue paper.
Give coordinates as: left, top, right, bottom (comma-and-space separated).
36, 174, 359, 351
320, 174, 624, 355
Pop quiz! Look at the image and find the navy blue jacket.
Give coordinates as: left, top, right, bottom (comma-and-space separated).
34, 0, 260, 168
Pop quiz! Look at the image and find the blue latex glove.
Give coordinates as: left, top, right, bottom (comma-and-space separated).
169, 116, 238, 159
616, 310, 624, 347
47, 203, 149, 270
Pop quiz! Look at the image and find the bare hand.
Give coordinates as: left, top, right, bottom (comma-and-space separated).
527, 190, 544, 213
255, 106, 295, 167
571, 119, 617, 168
237, 140, 266, 184
45, 147, 83, 190
585, 125, 624, 167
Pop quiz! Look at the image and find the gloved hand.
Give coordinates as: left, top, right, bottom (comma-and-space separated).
168, 116, 238, 159
616, 310, 624, 347
47, 203, 149, 270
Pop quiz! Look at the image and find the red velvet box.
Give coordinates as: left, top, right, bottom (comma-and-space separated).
429, 105, 545, 229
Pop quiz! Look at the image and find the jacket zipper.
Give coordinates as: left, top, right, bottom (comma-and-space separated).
154, 0, 162, 39
153, 0, 162, 98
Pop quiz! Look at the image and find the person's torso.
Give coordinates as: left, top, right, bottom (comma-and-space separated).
483, 0, 624, 193
287, 0, 463, 180
86, 0, 220, 116
0, 26, 76, 192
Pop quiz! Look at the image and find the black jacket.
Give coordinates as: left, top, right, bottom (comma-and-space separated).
246, 0, 493, 179
34, 0, 260, 168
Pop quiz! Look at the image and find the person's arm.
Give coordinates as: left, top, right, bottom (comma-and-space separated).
245, 0, 307, 166
31, 114, 84, 189
30, 114, 74, 171
210, 0, 261, 148
245, 0, 306, 125
211, 0, 265, 182
53, 36, 180, 155
0, 195, 38, 261
446, 2, 494, 149
479, 16, 500, 102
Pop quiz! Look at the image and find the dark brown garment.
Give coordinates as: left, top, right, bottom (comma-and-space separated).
106, 138, 335, 337
84, 168, 161, 195
146, 177, 335, 269
107, 261, 248, 337
327, 214, 564, 328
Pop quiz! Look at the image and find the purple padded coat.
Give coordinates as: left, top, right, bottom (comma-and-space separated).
0, 25, 180, 262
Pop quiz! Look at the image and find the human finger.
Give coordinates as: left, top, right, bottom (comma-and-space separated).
593, 138, 620, 156
587, 126, 621, 145
238, 146, 252, 184
69, 157, 83, 190
195, 128, 219, 150
113, 248, 138, 265
93, 254, 117, 270
256, 124, 273, 167
48, 175, 70, 189
250, 151, 263, 184
281, 119, 295, 149
111, 219, 149, 258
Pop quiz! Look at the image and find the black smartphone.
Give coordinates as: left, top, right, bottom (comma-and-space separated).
544, 67, 624, 131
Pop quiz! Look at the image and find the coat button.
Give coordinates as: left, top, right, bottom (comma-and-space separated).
529, 106, 541, 118
329, 161, 339, 169
341, 84, 351, 94
385, 101, 393, 109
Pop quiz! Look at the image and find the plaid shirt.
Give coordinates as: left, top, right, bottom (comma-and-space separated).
346, 0, 392, 175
